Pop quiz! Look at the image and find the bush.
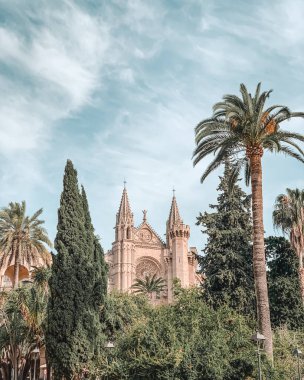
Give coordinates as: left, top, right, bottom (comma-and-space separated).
97, 288, 257, 380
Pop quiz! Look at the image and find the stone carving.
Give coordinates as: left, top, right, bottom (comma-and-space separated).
142, 209, 147, 222
139, 228, 152, 242
136, 258, 160, 279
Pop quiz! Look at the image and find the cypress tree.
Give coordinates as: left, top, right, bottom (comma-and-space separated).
266, 236, 304, 329
197, 163, 255, 316
81, 186, 107, 322
46, 160, 106, 379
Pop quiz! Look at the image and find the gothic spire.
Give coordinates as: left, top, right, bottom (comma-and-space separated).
168, 194, 182, 228
117, 186, 133, 225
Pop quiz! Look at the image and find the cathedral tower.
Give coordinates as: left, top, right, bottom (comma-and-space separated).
106, 187, 199, 303
111, 185, 135, 291
166, 194, 190, 289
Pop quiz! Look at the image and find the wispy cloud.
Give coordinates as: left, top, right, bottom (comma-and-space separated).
0, 1, 109, 155
0, 0, 303, 250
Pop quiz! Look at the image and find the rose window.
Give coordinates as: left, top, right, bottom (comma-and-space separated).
136, 259, 160, 279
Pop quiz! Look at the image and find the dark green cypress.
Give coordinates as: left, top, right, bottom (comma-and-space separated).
81, 186, 107, 326
46, 160, 104, 379
266, 236, 304, 329
197, 162, 255, 316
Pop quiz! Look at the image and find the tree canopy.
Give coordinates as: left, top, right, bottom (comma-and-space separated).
46, 160, 107, 380
197, 162, 255, 316
193, 83, 304, 358
273, 188, 304, 302
0, 201, 52, 288
266, 236, 304, 329
131, 274, 166, 298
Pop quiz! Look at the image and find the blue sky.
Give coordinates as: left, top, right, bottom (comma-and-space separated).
0, 0, 303, 252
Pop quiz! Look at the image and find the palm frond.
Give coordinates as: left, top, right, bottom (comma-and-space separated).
273, 188, 304, 257
253, 82, 261, 104
277, 145, 304, 164
0, 202, 52, 286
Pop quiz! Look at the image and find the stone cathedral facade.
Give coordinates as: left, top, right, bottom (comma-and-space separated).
105, 187, 199, 303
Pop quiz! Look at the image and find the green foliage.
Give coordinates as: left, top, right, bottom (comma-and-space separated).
193, 83, 304, 359
131, 274, 166, 297
193, 82, 304, 183
197, 163, 255, 316
81, 186, 108, 342
94, 290, 304, 380
5, 283, 303, 380
0, 284, 48, 380
273, 188, 304, 240
266, 328, 304, 379
0, 201, 52, 288
31, 266, 51, 291
46, 160, 107, 380
0, 289, 30, 351
103, 291, 150, 341
266, 236, 304, 329
272, 188, 304, 304
96, 289, 256, 380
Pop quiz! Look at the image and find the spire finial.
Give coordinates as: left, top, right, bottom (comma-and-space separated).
173, 187, 176, 197
168, 190, 182, 227
142, 210, 147, 222
124, 179, 127, 189
117, 183, 133, 225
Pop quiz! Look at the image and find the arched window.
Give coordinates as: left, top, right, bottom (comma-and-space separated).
127, 227, 131, 239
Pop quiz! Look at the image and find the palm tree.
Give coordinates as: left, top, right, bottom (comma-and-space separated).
0, 290, 28, 380
273, 188, 304, 302
131, 274, 166, 298
0, 201, 52, 289
193, 83, 304, 358
31, 266, 51, 293
0, 284, 48, 380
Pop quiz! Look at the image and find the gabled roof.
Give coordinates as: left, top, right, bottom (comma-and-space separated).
135, 221, 165, 245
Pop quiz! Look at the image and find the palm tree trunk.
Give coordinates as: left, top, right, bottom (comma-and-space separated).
250, 152, 273, 360
46, 362, 51, 380
298, 252, 304, 305
13, 244, 21, 289
13, 260, 19, 289
12, 350, 18, 380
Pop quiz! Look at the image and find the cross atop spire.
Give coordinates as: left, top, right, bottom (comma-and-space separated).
168, 193, 182, 228
117, 185, 133, 225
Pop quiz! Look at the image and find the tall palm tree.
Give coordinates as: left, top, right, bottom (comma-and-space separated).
131, 274, 166, 298
0, 202, 52, 289
193, 83, 304, 358
273, 188, 304, 303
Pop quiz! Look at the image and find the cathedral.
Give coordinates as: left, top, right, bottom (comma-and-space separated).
105, 186, 199, 303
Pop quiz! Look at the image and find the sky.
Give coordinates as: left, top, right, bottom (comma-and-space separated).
0, 0, 303, 253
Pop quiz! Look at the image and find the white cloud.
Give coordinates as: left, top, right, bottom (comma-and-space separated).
0, 27, 23, 60
0, 0, 303, 251
207, 0, 304, 67
119, 68, 134, 83
258, 0, 304, 46
0, 1, 110, 156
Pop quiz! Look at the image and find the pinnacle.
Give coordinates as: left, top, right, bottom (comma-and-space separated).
168, 195, 183, 227
117, 187, 133, 224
